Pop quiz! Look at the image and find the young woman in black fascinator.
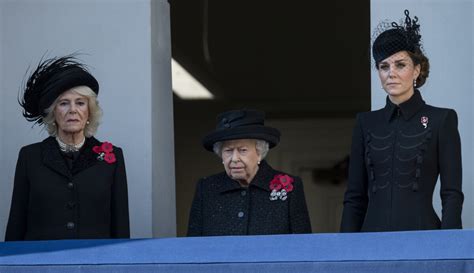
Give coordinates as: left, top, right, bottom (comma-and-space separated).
341, 10, 463, 232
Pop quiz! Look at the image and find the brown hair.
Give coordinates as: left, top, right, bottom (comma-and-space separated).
407, 49, 430, 88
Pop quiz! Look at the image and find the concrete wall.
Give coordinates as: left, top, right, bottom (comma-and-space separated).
151, 0, 176, 237
0, 1, 5, 238
371, 0, 473, 228
0, 0, 175, 240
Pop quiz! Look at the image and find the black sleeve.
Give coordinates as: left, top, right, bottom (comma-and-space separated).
438, 109, 464, 229
289, 176, 312, 233
340, 114, 369, 232
5, 147, 29, 241
111, 147, 130, 238
187, 179, 204, 236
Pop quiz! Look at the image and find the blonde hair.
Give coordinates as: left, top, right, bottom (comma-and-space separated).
43, 86, 103, 137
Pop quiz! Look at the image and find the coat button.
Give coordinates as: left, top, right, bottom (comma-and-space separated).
66, 222, 75, 230
66, 201, 76, 209
241, 190, 247, 196
237, 212, 244, 218
67, 182, 74, 189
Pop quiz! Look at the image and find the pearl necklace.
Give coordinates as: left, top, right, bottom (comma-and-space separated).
56, 136, 85, 152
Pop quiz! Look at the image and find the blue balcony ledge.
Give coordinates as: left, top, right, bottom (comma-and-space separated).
0, 229, 473, 273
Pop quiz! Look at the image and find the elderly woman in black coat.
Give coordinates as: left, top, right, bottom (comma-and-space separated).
187, 109, 312, 236
5, 55, 130, 241
341, 10, 464, 232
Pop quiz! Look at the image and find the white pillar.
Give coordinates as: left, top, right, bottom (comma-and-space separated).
371, 0, 474, 228
151, 0, 176, 237
0, 0, 176, 239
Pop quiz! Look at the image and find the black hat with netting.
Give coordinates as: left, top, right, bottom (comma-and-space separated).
372, 10, 422, 66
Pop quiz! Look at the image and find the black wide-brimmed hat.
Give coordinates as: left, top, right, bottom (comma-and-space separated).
202, 109, 281, 151
19, 55, 99, 125
372, 10, 422, 65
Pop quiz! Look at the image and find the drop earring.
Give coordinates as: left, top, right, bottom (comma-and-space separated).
413, 79, 417, 87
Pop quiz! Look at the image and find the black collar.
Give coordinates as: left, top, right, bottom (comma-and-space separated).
384, 89, 426, 122
41, 136, 101, 178
218, 160, 276, 193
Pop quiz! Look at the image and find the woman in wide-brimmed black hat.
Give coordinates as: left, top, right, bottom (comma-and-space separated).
341, 10, 463, 232
5, 55, 130, 241
187, 109, 312, 236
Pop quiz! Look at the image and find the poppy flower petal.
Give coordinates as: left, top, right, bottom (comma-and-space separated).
92, 146, 102, 154
104, 153, 116, 164
101, 142, 113, 153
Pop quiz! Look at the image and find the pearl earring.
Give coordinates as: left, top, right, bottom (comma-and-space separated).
258, 161, 261, 165
52, 122, 56, 126
86, 120, 90, 125
413, 79, 417, 87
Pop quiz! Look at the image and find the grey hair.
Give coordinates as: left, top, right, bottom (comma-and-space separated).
43, 86, 103, 137
213, 139, 270, 159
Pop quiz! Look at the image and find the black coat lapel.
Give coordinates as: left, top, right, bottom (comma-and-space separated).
218, 173, 242, 193
41, 136, 102, 178
41, 137, 72, 179
71, 137, 101, 175
250, 160, 276, 192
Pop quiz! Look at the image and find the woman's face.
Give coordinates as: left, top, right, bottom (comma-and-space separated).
221, 139, 262, 185
54, 89, 89, 138
378, 50, 421, 104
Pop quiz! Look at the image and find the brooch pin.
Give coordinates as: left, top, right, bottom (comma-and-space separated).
421, 116, 429, 128
269, 174, 294, 201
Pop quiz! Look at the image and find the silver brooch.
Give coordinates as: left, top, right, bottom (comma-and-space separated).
421, 116, 429, 128
270, 189, 288, 201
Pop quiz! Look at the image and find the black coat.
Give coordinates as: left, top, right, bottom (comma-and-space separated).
187, 160, 312, 236
341, 90, 464, 232
5, 136, 130, 241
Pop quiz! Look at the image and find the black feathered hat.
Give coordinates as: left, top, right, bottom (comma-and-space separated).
202, 109, 281, 152
372, 10, 422, 65
19, 55, 99, 125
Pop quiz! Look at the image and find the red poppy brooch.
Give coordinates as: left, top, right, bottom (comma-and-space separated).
269, 174, 294, 201
421, 116, 429, 128
92, 141, 116, 164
